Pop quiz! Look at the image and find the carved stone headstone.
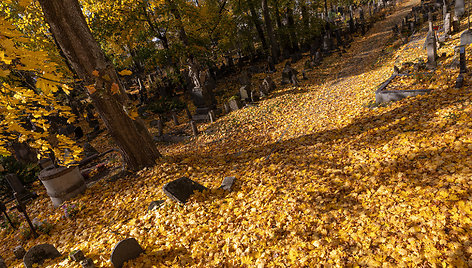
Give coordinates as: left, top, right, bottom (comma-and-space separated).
282, 63, 298, 85
425, 30, 437, 68
110, 238, 144, 268
23, 244, 61, 268
240, 85, 250, 101
228, 99, 242, 111
260, 76, 276, 96
163, 177, 207, 204
444, 13, 451, 35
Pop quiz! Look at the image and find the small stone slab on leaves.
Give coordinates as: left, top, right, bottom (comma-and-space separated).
162, 177, 207, 204
23, 244, 61, 268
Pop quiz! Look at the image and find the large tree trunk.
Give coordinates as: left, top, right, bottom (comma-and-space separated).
286, 7, 299, 52
247, 0, 268, 51
262, 0, 279, 62
38, 0, 161, 171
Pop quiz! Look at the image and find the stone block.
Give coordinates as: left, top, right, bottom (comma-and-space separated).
23, 244, 61, 268
162, 177, 207, 204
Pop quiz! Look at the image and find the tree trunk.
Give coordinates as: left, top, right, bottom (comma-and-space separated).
262, 0, 279, 62
274, 0, 290, 58
247, 0, 268, 51
167, 0, 189, 46
286, 7, 299, 52
38, 0, 161, 171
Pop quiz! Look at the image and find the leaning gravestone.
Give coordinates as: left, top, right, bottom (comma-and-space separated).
162, 177, 207, 204
110, 238, 144, 268
23, 244, 61, 268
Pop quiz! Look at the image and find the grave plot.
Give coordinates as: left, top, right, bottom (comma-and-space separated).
375, 63, 435, 104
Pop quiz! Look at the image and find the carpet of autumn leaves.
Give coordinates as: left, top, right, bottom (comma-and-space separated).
4, 0, 472, 266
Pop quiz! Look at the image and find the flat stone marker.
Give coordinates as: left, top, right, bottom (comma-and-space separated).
219, 177, 236, 191
163, 177, 207, 204
23, 244, 61, 268
110, 238, 144, 268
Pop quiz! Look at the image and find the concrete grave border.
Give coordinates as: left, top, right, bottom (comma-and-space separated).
375, 72, 432, 104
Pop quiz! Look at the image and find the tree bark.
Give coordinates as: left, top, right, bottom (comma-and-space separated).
286, 7, 299, 52
247, 0, 268, 51
38, 0, 161, 171
262, 0, 279, 62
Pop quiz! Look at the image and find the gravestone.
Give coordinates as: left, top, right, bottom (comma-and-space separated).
223, 102, 231, 114
455, 73, 464, 88
162, 177, 207, 204
239, 85, 250, 101
189, 63, 216, 121
219, 177, 236, 191
23, 244, 61, 268
425, 30, 437, 68
228, 98, 242, 111
261, 77, 276, 96
14, 246, 26, 259
455, 0, 465, 18
282, 63, 299, 86
444, 13, 451, 35
460, 30, 472, 45
110, 238, 144, 268
190, 120, 198, 136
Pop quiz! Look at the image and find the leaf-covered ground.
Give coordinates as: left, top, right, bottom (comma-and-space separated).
4, 0, 472, 266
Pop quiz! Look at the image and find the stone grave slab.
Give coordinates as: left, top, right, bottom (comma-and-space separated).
23, 244, 61, 268
162, 177, 207, 204
110, 238, 144, 268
